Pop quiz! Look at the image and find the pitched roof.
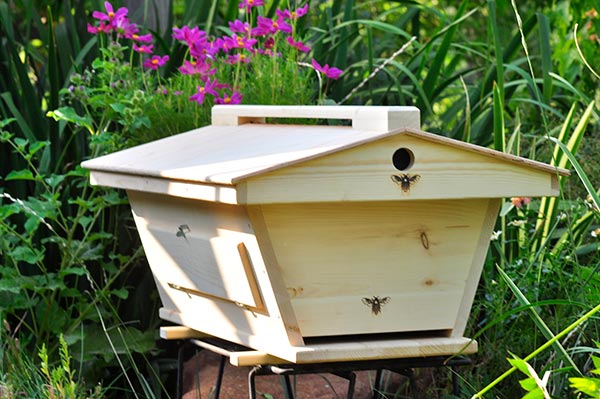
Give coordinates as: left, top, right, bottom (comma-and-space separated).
82, 124, 568, 186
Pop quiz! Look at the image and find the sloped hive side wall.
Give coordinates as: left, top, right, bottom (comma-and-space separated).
259, 198, 495, 337
241, 134, 558, 204
126, 190, 304, 352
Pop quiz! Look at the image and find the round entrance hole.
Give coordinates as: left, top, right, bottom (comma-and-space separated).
392, 148, 414, 171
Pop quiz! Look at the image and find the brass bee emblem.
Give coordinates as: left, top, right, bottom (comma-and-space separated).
391, 174, 420, 192
362, 296, 390, 315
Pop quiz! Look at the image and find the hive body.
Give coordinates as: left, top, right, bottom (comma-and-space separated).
82, 105, 566, 362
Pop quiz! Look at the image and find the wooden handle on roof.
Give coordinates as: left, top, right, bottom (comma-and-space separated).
211, 105, 420, 132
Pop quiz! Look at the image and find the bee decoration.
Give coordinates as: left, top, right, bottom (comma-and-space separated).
362, 296, 391, 316
391, 174, 421, 193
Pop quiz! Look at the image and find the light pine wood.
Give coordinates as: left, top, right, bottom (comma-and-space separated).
89, 171, 239, 204
159, 326, 209, 340
242, 134, 565, 204
261, 199, 491, 337
211, 105, 421, 132
451, 198, 502, 337
229, 336, 478, 365
82, 121, 567, 193
128, 191, 263, 309
81, 105, 567, 363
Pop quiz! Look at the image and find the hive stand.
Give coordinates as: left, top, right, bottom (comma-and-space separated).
161, 326, 473, 399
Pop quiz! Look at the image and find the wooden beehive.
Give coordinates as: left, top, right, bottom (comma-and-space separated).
82, 105, 568, 363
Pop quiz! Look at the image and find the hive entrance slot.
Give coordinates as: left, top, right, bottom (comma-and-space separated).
392, 148, 414, 171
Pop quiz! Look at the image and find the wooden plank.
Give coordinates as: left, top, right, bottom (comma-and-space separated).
261, 199, 491, 337
289, 336, 478, 364
243, 134, 563, 204
211, 105, 421, 132
159, 326, 209, 340
451, 198, 502, 337
89, 171, 240, 204
128, 191, 263, 309
246, 205, 305, 347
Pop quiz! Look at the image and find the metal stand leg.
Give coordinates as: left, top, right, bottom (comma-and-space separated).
212, 355, 226, 399
332, 371, 356, 399
248, 366, 261, 399
177, 341, 195, 399
372, 369, 383, 399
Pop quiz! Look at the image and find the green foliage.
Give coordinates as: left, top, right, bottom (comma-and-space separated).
570, 344, 600, 398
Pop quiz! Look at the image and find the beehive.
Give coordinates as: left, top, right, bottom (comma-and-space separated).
82, 105, 568, 363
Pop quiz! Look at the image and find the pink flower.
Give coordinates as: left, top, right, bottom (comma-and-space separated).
87, 22, 111, 34
133, 43, 153, 54
239, 0, 264, 11
277, 4, 309, 20
130, 33, 153, 42
253, 15, 292, 36
178, 60, 216, 77
215, 91, 243, 105
172, 26, 207, 47
189, 78, 219, 105
227, 53, 251, 64
229, 20, 250, 34
511, 197, 531, 209
143, 55, 169, 70
311, 59, 343, 80
92, 1, 128, 27
286, 37, 310, 52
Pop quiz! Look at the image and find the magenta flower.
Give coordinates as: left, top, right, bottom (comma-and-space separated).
178, 60, 216, 77
311, 59, 343, 80
253, 15, 292, 36
215, 91, 243, 105
229, 20, 251, 34
277, 4, 309, 20
190, 40, 220, 60
92, 1, 128, 27
189, 78, 219, 105
87, 22, 111, 34
114, 17, 138, 38
172, 26, 207, 47
133, 43, 153, 54
227, 53, 251, 64
286, 37, 310, 52
223, 34, 257, 50
130, 32, 153, 42
143, 55, 169, 70
239, 0, 264, 11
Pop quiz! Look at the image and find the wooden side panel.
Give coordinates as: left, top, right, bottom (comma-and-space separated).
127, 191, 303, 351
451, 198, 501, 336
261, 199, 492, 337
242, 135, 559, 204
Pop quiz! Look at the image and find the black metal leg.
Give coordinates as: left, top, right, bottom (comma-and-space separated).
212, 355, 226, 399
372, 369, 383, 399
282, 375, 294, 399
248, 366, 261, 399
177, 341, 195, 399
451, 366, 460, 396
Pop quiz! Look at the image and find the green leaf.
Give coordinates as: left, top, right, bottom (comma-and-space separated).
111, 288, 129, 300
5, 170, 35, 181
110, 102, 127, 114
569, 377, 600, 396
0, 279, 21, 294
10, 246, 44, 264
47, 106, 93, 131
